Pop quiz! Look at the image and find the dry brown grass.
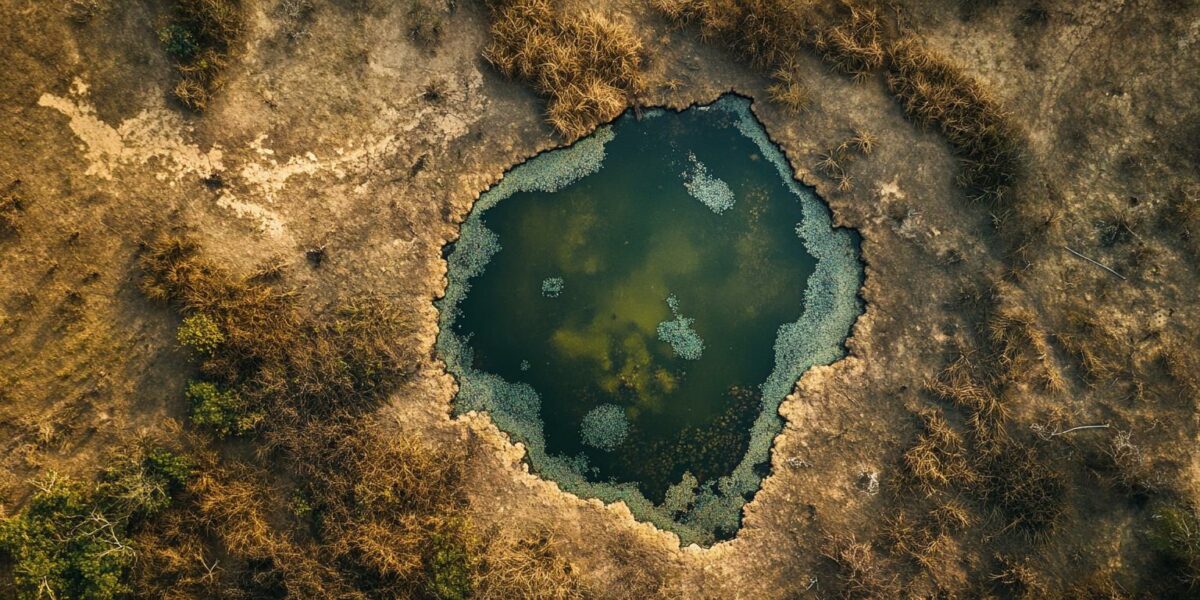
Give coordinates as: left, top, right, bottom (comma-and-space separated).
815, 130, 880, 192
811, 2, 884, 80
130, 236, 589, 598
160, 0, 245, 111
133, 459, 357, 598
848, 128, 876, 156
1158, 336, 1200, 403
1054, 302, 1126, 385
473, 532, 587, 600
977, 444, 1065, 538
885, 37, 1022, 204
987, 292, 1065, 393
653, 0, 881, 73
922, 349, 1066, 539
990, 554, 1049, 599
654, 0, 1030, 258
821, 533, 898, 598
285, 419, 472, 591
766, 67, 811, 114
925, 353, 1007, 431
653, 0, 805, 69
903, 408, 974, 494
1163, 185, 1200, 259
139, 235, 420, 439
484, 0, 646, 139
653, 0, 881, 115
930, 497, 974, 532
1100, 430, 1161, 497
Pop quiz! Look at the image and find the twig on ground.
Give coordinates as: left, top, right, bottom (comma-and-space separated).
1064, 245, 1127, 280
1032, 422, 1110, 440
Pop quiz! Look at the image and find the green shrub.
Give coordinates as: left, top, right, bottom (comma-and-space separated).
100, 448, 194, 518
426, 520, 476, 600
176, 313, 225, 355
186, 380, 262, 436
158, 23, 200, 61
0, 475, 134, 600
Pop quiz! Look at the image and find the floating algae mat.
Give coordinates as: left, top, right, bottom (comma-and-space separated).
438, 95, 862, 545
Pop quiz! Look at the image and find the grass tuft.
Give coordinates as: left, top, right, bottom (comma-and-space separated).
767, 68, 811, 114
821, 533, 898, 598
885, 37, 1022, 203
484, 0, 645, 140
159, 0, 245, 111
1149, 502, 1200, 589
139, 234, 420, 438
903, 408, 974, 493
407, 0, 448, 48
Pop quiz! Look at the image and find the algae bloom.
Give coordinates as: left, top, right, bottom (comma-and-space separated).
437, 95, 861, 545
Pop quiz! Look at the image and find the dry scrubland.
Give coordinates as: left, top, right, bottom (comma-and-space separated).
1, 0, 1199, 598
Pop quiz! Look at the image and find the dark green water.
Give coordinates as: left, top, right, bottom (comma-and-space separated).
454, 108, 815, 501
438, 95, 862, 544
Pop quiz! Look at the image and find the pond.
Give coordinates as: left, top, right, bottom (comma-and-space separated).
437, 95, 862, 546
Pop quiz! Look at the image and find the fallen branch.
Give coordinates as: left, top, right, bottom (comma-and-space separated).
1032, 422, 1111, 440
1064, 245, 1127, 281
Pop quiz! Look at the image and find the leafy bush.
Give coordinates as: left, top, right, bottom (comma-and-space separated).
0, 475, 132, 600
426, 520, 476, 600
176, 313, 224, 355
186, 380, 262, 436
100, 448, 194, 517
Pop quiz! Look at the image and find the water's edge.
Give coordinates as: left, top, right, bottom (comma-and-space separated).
434, 94, 864, 547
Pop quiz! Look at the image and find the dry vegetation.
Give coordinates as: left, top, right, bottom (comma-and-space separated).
641, 3, 1198, 594
885, 37, 1022, 204
1, 0, 1195, 597
651, 0, 885, 117
139, 235, 421, 440
407, 0, 451, 48
484, 0, 646, 139
3, 236, 591, 599
0, 182, 22, 237
651, 0, 1022, 210
815, 130, 877, 192
158, 0, 245, 110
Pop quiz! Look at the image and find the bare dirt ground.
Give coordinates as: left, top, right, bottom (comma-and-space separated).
1, 0, 1198, 597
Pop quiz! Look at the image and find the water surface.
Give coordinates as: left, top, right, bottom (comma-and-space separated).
438, 96, 861, 545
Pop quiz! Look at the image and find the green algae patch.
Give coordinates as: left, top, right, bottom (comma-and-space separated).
437, 95, 862, 546
657, 295, 705, 361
